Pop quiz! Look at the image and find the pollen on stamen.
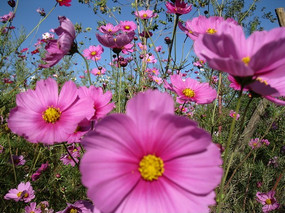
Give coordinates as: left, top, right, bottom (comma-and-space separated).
139, 154, 164, 181
242, 56, 250, 65
182, 88, 195, 98
42, 107, 61, 123
206, 28, 217, 34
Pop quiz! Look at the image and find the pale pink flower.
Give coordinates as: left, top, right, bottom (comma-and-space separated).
25, 202, 41, 213
91, 67, 106, 76
248, 138, 261, 149
99, 23, 121, 34
256, 191, 279, 212
166, 0, 192, 15
152, 76, 163, 85
146, 67, 159, 75
83, 45, 104, 61
134, 10, 156, 19
10, 155, 26, 166
121, 43, 134, 54
8, 78, 94, 144
0, 11, 15, 22
4, 182, 35, 203
169, 74, 217, 104
143, 54, 157, 64
268, 156, 278, 168
229, 110, 240, 120
40, 16, 76, 68
193, 59, 205, 68
78, 86, 115, 120
155, 45, 162, 52
120, 21, 137, 32
36, 8, 46, 16
80, 90, 222, 213
137, 42, 147, 51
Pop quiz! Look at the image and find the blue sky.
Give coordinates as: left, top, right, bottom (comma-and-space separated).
1, 0, 285, 80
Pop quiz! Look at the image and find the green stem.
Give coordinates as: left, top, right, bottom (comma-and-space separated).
211, 72, 222, 136
77, 51, 92, 86
217, 89, 243, 212
166, 14, 180, 75
7, 136, 17, 184
28, 146, 42, 181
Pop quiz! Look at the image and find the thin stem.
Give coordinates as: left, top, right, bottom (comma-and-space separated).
217, 88, 243, 212
165, 14, 180, 74
28, 146, 42, 181
7, 135, 17, 184
211, 72, 222, 136
272, 169, 285, 191
77, 51, 92, 86
63, 143, 79, 168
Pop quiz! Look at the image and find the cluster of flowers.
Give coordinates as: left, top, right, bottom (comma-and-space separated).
249, 138, 270, 150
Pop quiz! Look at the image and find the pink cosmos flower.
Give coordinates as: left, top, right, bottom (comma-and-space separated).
169, 74, 217, 104
179, 15, 237, 41
78, 86, 115, 120
0, 11, 15, 22
256, 191, 280, 212
228, 75, 249, 92
121, 43, 134, 54
4, 182, 35, 203
134, 10, 156, 19
261, 139, 270, 146
40, 16, 76, 68
96, 31, 135, 53
152, 76, 163, 85
120, 21, 137, 32
57, 200, 94, 213
83, 45, 104, 61
8, 78, 94, 144
229, 110, 240, 120
137, 42, 147, 50
248, 138, 261, 149
146, 67, 159, 75
194, 22, 285, 80
80, 90, 222, 213
42, 32, 54, 40
67, 118, 91, 143
99, 23, 121, 34
193, 59, 205, 68
166, 0, 192, 15
60, 145, 80, 167
25, 202, 41, 213
10, 155, 26, 166
143, 54, 157, 64
57, 0, 71, 7
91, 67, 106, 76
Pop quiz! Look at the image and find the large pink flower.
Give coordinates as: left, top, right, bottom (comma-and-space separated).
169, 74, 217, 104
179, 15, 237, 40
194, 23, 285, 79
40, 16, 76, 68
166, 0, 192, 15
80, 90, 222, 213
8, 78, 94, 144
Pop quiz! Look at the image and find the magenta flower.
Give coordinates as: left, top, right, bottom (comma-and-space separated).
229, 110, 240, 120
166, 0, 192, 15
134, 10, 156, 19
40, 16, 76, 68
120, 21, 137, 32
248, 138, 261, 150
83, 45, 104, 61
57, 200, 94, 213
80, 90, 222, 213
4, 182, 35, 203
0, 11, 15, 22
31, 172, 41, 181
169, 74, 217, 104
67, 118, 91, 143
261, 139, 270, 146
78, 86, 115, 120
25, 202, 41, 213
56, 0, 71, 7
10, 155, 26, 166
8, 78, 94, 144
96, 31, 135, 53
194, 23, 285, 79
179, 15, 237, 41
99, 23, 121, 34
60, 147, 79, 167
256, 191, 280, 212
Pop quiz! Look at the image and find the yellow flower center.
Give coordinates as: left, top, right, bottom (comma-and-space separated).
182, 88, 195, 98
242, 56, 250, 65
143, 14, 148, 18
91, 51, 97, 56
23, 192, 29, 198
207, 28, 217, 34
70, 209, 78, 213
42, 107, 61, 123
188, 30, 193, 34
31, 211, 35, 213
256, 77, 268, 85
124, 25, 130, 30
17, 191, 22, 197
253, 142, 257, 147
265, 198, 272, 205
139, 154, 164, 181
